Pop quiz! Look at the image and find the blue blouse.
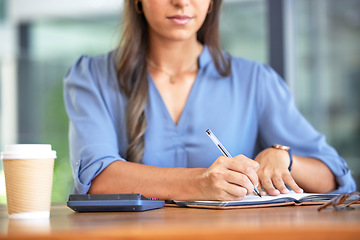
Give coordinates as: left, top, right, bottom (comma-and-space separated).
64, 46, 356, 194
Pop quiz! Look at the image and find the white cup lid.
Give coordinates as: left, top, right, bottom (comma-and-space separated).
1, 144, 56, 159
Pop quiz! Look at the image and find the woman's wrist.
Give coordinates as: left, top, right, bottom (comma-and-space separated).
170, 167, 207, 200
270, 144, 293, 171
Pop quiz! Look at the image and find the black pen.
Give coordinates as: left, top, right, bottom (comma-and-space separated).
205, 129, 262, 198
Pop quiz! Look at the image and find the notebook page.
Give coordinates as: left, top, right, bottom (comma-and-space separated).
187, 191, 313, 205
238, 191, 312, 203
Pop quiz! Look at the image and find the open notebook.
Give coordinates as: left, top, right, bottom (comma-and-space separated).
168, 192, 338, 209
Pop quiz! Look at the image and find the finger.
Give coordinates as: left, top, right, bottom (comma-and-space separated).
233, 155, 260, 171
222, 184, 248, 200
237, 165, 259, 192
225, 170, 255, 196
203, 169, 245, 201
212, 156, 259, 195
257, 182, 267, 196
282, 173, 303, 193
260, 178, 280, 196
207, 173, 248, 201
272, 174, 289, 194
225, 156, 259, 188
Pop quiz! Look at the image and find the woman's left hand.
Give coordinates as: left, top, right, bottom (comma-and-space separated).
254, 148, 303, 196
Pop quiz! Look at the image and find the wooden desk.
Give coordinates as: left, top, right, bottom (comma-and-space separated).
0, 204, 359, 240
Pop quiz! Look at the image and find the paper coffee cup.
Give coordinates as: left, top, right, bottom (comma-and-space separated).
1, 144, 56, 219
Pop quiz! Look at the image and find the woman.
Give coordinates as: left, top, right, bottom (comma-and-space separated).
64, 0, 356, 200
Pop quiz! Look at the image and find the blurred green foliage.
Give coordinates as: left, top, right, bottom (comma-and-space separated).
42, 75, 73, 202
0, 0, 5, 22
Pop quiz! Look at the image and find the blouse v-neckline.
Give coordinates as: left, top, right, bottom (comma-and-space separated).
146, 46, 210, 130
148, 71, 202, 129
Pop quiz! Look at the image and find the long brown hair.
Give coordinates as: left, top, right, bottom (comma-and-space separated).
116, 0, 230, 163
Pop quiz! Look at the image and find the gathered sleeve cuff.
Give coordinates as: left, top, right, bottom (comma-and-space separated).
73, 144, 125, 194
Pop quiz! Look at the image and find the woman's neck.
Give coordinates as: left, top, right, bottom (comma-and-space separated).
147, 36, 203, 74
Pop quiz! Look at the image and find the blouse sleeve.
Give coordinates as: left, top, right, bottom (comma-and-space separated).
255, 63, 356, 193
64, 55, 125, 194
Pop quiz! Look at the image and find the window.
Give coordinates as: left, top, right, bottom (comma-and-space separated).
220, 0, 267, 63
15, 17, 121, 202
294, 0, 360, 187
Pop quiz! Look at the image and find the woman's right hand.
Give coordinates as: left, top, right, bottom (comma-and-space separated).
197, 155, 260, 201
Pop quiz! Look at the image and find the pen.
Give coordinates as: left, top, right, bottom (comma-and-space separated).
205, 129, 262, 198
